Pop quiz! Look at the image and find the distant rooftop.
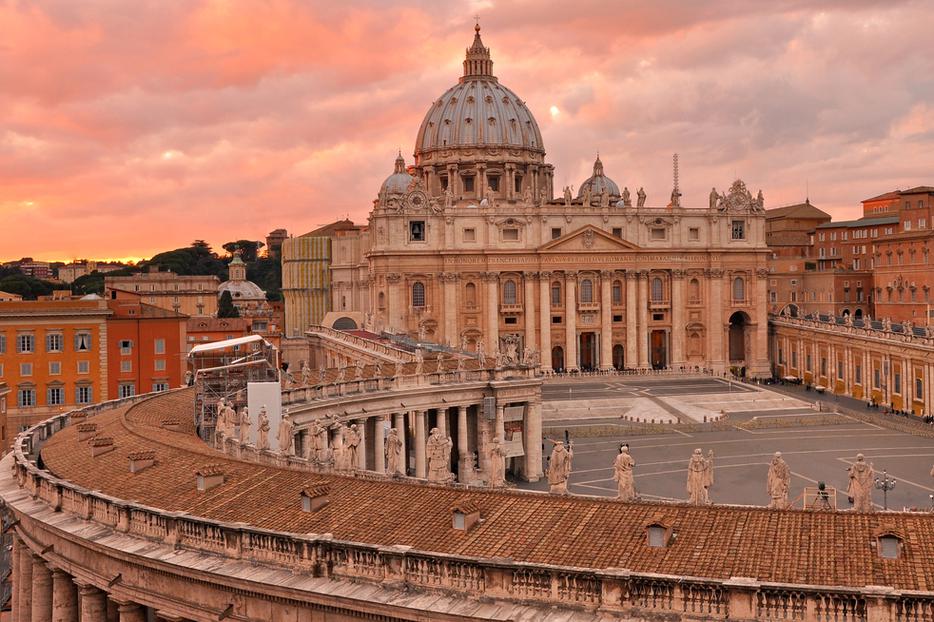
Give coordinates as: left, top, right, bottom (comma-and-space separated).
765, 200, 830, 221
816, 216, 899, 229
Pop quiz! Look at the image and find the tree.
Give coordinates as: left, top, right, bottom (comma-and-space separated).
146, 243, 226, 278
0, 268, 58, 300
222, 240, 265, 263
218, 290, 240, 318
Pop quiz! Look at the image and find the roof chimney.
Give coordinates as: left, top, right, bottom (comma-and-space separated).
196, 464, 225, 492
76, 423, 98, 442
89, 437, 115, 457
300, 481, 331, 513
161, 418, 181, 432
128, 450, 156, 473
451, 500, 481, 532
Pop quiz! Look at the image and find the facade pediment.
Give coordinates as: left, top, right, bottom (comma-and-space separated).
539, 225, 640, 252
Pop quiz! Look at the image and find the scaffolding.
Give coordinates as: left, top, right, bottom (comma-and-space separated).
188, 335, 279, 443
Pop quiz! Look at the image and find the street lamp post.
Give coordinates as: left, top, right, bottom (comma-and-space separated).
874, 469, 896, 510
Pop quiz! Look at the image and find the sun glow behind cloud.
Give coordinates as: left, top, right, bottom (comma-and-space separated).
2, 0, 934, 261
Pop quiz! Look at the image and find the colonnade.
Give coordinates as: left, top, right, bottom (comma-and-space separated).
10, 534, 184, 622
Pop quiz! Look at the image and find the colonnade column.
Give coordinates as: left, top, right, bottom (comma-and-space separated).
414, 410, 427, 478
18, 540, 33, 622
708, 269, 724, 370
625, 271, 637, 368
494, 403, 505, 442
355, 419, 367, 471
599, 271, 613, 371
565, 273, 578, 371
50, 569, 78, 622
386, 274, 402, 332
115, 601, 146, 622
457, 406, 469, 481
31, 556, 52, 622
11, 535, 20, 621
524, 272, 537, 354
670, 270, 685, 367
484, 273, 499, 355
523, 400, 543, 481
637, 271, 649, 368
539, 272, 553, 372
77, 586, 106, 622
373, 415, 386, 474
393, 413, 406, 475
441, 273, 458, 346
754, 268, 770, 374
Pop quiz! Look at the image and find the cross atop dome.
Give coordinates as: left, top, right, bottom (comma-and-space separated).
463, 21, 495, 80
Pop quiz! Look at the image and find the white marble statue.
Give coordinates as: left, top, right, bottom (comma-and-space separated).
256, 406, 270, 451
300, 361, 311, 386
847, 453, 875, 512
239, 407, 252, 445
477, 340, 486, 364
318, 367, 327, 384
636, 187, 646, 208
456, 354, 465, 371
599, 186, 610, 208
435, 351, 445, 372
709, 187, 719, 210
613, 446, 636, 501
443, 187, 454, 209
521, 186, 532, 204
622, 186, 631, 207
484, 185, 496, 208
488, 436, 506, 487
345, 424, 361, 470
374, 360, 383, 378
563, 185, 573, 206
355, 359, 365, 380
333, 423, 352, 471
767, 451, 790, 509
386, 427, 404, 476
184, 370, 193, 387
426, 428, 454, 483
581, 184, 592, 207
686, 449, 714, 505
337, 365, 347, 383
311, 419, 331, 464
547, 440, 573, 494
414, 348, 424, 376
277, 412, 295, 457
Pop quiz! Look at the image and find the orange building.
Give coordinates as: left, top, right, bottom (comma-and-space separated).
0, 297, 110, 438
186, 317, 251, 351
106, 290, 188, 398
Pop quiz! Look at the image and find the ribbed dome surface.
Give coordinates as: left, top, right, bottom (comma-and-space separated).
218, 280, 266, 301
380, 153, 414, 195
578, 156, 621, 199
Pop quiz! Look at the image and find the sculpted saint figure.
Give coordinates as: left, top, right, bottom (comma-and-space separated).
301, 361, 311, 386
443, 187, 454, 209
337, 365, 347, 383
756, 189, 765, 211
547, 440, 574, 494
277, 412, 295, 457
599, 186, 610, 208
477, 340, 486, 364
563, 185, 572, 206
386, 428, 404, 476
318, 367, 327, 384
239, 407, 252, 446
686, 448, 714, 505
488, 436, 506, 487
522, 186, 532, 204
355, 359, 364, 379
284, 368, 295, 388
766, 451, 791, 509
613, 446, 636, 501
436, 351, 445, 372
460, 334, 469, 352
311, 419, 331, 464
539, 189, 547, 206
636, 187, 646, 208
847, 453, 875, 512
374, 360, 383, 378
426, 428, 454, 483
414, 348, 424, 376
184, 370, 193, 387
256, 406, 270, 451
332, 424, 349, 471
345, 424, 361, 470
582, 184, 592, 207
709, 187, 719, 210
484, 185, 496, 208
622, 186, 631, 207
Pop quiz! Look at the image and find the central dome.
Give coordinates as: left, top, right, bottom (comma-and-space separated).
415, 25, 544, 156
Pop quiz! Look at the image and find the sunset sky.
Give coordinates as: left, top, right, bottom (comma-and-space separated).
3, 0, 934, 263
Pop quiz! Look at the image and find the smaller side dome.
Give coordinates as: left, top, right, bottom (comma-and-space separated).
578, 155, 621, 199
380, 152, 414, 196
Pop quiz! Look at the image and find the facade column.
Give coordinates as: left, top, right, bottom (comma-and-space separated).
414, 410, 427, 478
441, 273, 458, 346
524, 272, 537, 354
671, 270, 685, 367
355, 419, 367, 470
484, 273, 499, 354
637, 271, 649, 368
476, 163, 486, 200
116, 602, 146, 622
495, 402, 505, 442
386, 274, 403, 332
565, 273, 578, 371
457, 406, 469, 481
77, 585, 106, 622
393, 413, 406, 475
753, 268, 770, 376
599, 271, 613, 370
447, 164, 459, 198
373, 415, 386, 474
31, 556, 52, 622
11, 535, 21, 621
522, 400, 543, 482
436, 408, 447, 437
51, 569, 78, 622
625, 271, 637, 368
18, 542, 33, 622
539, 272, 553, 372
708, 269, 725, 370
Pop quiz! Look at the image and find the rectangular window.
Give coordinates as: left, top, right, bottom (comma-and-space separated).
651, 228, 666, 240
20, 362, 33, 376
17, 334, 34, 353
904, 221, 912, 231
791, 351, 798, 368
487, 175, 499, 192
502, 228, 519, 241
409, 220, 425, 242
916, 377, 923, 399
154, 338, 165, 354
463, 176, 474, 193
688, 227, 700, 241
0, 334, 5, 354
806, 353, 812, 372
514, 176, 522, 193
17, 388, 35, 408
119, 383, 136, 398
47, 387, 64, 406
820, 357, 827, 377
76, 385, 92, 405
919, 218, 926, 229
551, 316, 562, 324
152, 382, 169, 392
77, 360, 90, 374
154, 359, 166, 371
837, 361, 844, 380
874, 368, 881, 389
769, 291, 777, 303
894, 372, 902, 395
731, 220, 745, 240
854, 364, 861, 384
463, 228, 476, 242
551, 227, 562, 239
74, 332, 91, 352
612, 227, 623, 238
119, 339, 133, 355
0, 363, 3, 377
120, 360, 132, 373
49, 361, 61, 375
46, 332, 63, 352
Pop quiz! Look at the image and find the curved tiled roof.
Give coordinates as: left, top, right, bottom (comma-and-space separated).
36, 389, 934, 591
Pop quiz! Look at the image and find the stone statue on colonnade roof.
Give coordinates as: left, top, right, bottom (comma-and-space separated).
278, 412, 295, 457
386, 428, 404, 476
547, 439, 573, 494
301, 361, 311, 386
613, 446, 636, 501
488, 436, 506, 487
847, 453, 875, 512
257, 406, 270, 451
239, 406, 252, 445
686, 449, 714, 505
345, 424, 361, 471
414, 348, 424, 376
311, 418, 332, 465
426, 428, 454, 484
767, 451, 791, 509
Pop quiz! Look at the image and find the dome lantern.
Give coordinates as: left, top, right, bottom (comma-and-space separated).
463, 22, 494, 81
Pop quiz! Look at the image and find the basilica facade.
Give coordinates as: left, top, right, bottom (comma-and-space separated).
363, 25, 770, 376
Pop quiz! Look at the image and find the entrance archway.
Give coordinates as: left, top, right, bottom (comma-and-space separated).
551, 346, 565, 372
728, 311, 750, 363
854, 308, 863, 320
580, 333, 596, 371
650, 330, 667, 369
612, 344, 625, 370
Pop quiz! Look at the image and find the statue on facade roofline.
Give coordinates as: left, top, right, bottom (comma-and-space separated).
547, 439, 573, 494
686, 448, 714, 505
256, 406, 270, 451
443, 186, 455, 209
239, 406, 252, 445
636, 187, 646, 208
277, 411, 295, 457
386, 427, 404, 476
426, 427, 454, 483
599, 186, 610, 208
847, 453, 874, 512
414, 347, 424, 375
563, 185, 573, 206
522, 186, 532, 204
613, 446, 636, 501
709, 187, 720, 211
345, 424, 361, 471
581, 184, 592, 207
488, 436, 506, 487
622, 186, 631, 207
301, 360, 311, 386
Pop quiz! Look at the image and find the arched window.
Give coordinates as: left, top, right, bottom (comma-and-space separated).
689, 278, 700, 303
412, 281, 426, 308
503, 280, 518, 305
551, 282, 561, 306
465, 282, 477, 308
733, 277, 745, 302
612, 280, 622, 305
581, 279, 593, 303
651, 277, 664, 302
